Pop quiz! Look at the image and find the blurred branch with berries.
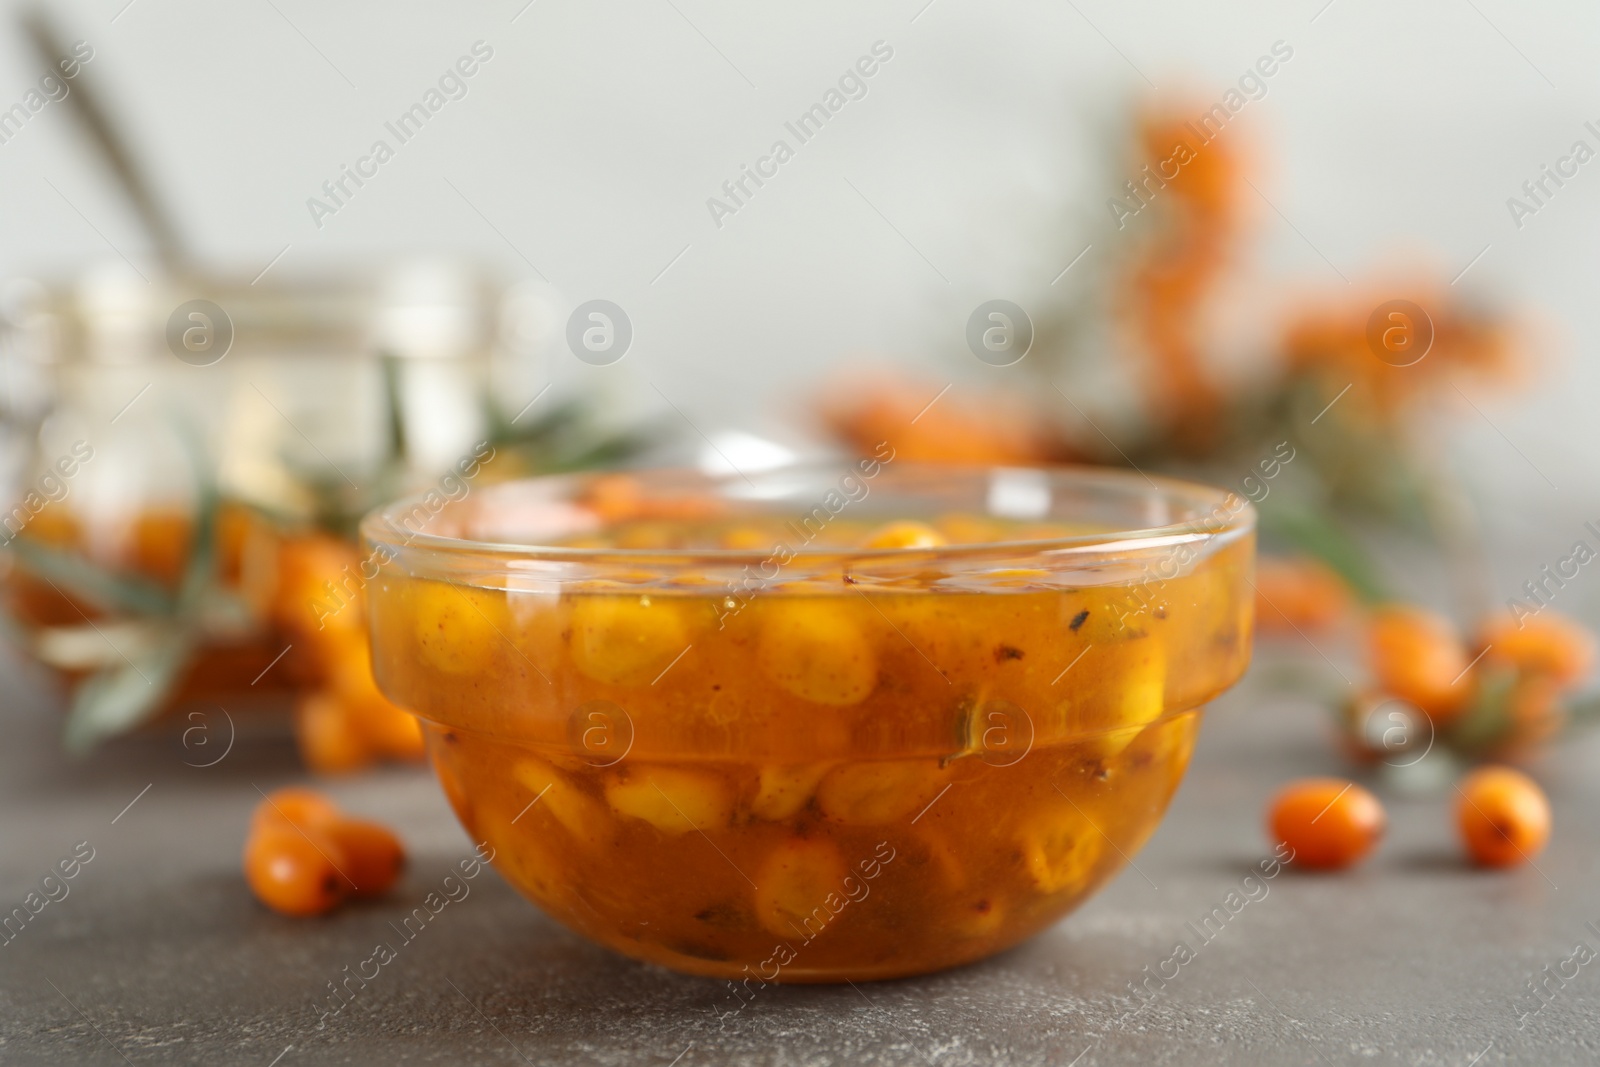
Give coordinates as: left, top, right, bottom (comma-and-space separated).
817, 96, 1592, 772
0, 388, 649, 768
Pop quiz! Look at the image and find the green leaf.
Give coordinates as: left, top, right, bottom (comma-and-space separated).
490, 396, 586, 447
535, 431, 656, 474
63, 632, 194, 754
171, 417, 222, 616
5, 537, 174, 617
1444, 664, 1518, 754
379, 351, 409, 465
487, 393, 656, 468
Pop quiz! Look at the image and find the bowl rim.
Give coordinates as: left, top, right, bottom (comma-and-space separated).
360, 460, 1256, 567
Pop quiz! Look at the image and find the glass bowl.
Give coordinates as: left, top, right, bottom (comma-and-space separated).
361, 461, 1255, 982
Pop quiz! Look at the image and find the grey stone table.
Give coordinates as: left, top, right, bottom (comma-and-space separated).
2, 640, 1597, 1067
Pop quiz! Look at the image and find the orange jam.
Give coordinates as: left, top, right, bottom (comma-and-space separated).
365, 467, 1254, 981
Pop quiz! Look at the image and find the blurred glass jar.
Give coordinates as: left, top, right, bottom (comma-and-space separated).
0, 258, 557, 740
1, 259, 559, 520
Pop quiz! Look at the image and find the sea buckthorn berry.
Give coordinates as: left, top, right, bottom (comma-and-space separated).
1254, 556, 1352, 634
816, 759, 948, 825
1456, 766, 1551, 868
751, 763, 831, 821
327, 643, 426, 762
569, 595, 689, 686
358, 698, 427, 761
753, 837, 848, 938
295, 691, 372, 775
244, 825, 348, 916
1068, 640, 1166, 759
411, 580, 502, 676
1367, 606, 1472, 721
326, 819, 407, 898
476, 810, 565, 906
512, 757, 610, 844
862, 521, 947, 549
1503, 674, 1566, 751
1477, 610, 1597, 688
272, 534, 364, 637
757, 601, 877, 706
605, 767, 732, 834
320, 626, 378, 692
1105, 641, 1165, 738
1019, 806, 1102, 894
251, 787, 341, 834
1268, 778, 1385, 870
579, 473, 643, 523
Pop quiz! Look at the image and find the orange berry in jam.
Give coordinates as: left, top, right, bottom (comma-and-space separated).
1456, 766, 1551, 868
862, 521, 947, 549
1268, 778, 1385, 870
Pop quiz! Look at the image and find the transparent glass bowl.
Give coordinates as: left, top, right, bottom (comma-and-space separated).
362, 462, 1255, 982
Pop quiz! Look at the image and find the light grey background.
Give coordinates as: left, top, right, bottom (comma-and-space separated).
0, 0, 1595, 601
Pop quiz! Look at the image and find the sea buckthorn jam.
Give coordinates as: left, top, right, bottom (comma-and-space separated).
364, 464, 1254, 981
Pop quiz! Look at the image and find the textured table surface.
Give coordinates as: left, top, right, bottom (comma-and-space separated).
2, 641, 1597, 1067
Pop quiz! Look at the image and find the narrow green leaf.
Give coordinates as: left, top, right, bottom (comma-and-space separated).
379, 351, 409, 465
5, 537, 174, 617
171, 416, 222, 615
63, 633, 194, 754
1443, 665, 1518, 754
